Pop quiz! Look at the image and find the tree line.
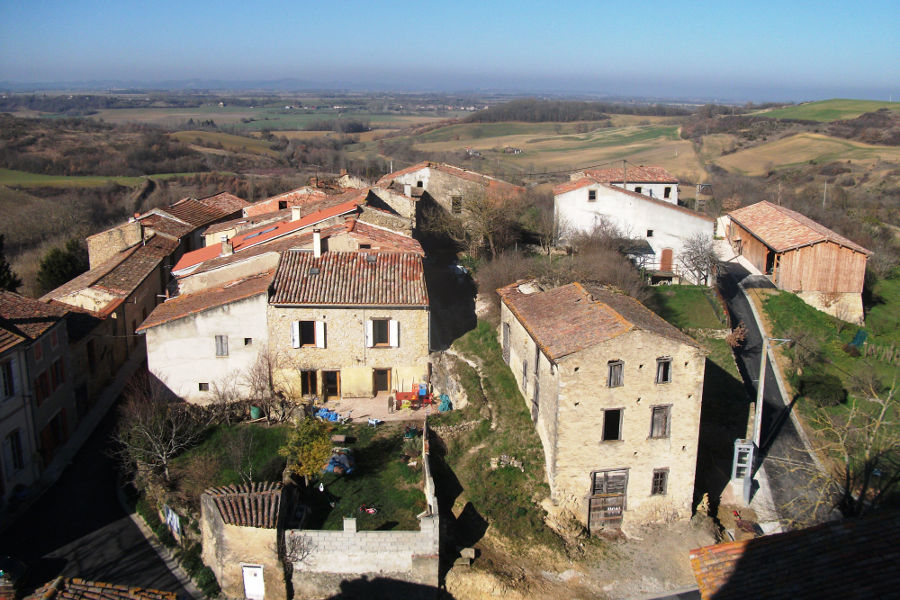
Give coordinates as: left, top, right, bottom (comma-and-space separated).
466, 98, 691, 123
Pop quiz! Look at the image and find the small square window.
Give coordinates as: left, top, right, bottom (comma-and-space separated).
416, 181, 423, 188
602, 408, 622, 441
656, 358, 672, 384
588, 190, 597, 202
607, 360, 624, 387
646, 229, 654, 238
651, 469, 668, 495
215, 335, 228, 357
198, 382, 209, 391
634, 186, 642, 194
451, 196, 463, 214
244, 338, 253, 346
278, 200, 288, 210
664, 187, 672, 199
650, 405, 671, 439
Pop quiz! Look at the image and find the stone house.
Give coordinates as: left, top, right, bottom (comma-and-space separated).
497, 281, 706, 532
569, 165, 680, 204
726, 201, 871, 323
376, 161, 523, 218
554, 176, 714, 284
0, 292, 76, 484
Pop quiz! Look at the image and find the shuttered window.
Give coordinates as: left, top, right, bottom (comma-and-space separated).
367, 319, 399, 348
292, 321, 326, 348
650, 405, 671, 439
215, 335, 228, 357
656, 357, 672, 384
607, 360, 624, 387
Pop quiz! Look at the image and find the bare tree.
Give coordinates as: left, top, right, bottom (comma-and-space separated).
678, 233, 719, 285
210, 371, 246, 425
115, 374, 207, 483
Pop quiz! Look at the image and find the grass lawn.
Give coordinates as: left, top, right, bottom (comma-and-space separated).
298, 422, 426, 531
649, 285, 728, 330
754, 99, 900, 122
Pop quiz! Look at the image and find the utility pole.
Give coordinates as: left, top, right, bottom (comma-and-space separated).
822, 181, 828, 208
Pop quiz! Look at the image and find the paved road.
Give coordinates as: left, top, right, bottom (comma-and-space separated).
0, 401, 188, 597
718, 263, 828, 525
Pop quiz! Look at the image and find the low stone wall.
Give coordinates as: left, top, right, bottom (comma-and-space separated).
288, 422, 440, 598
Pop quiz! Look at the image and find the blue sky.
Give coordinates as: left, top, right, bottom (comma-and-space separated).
1, 0, 898, 101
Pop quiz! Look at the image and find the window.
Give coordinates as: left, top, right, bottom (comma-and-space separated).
656, 358, 672, 384
607, 360, 624, 387
451, 196, 462, 214
3, 429, 25, 475
501, 322, 510, 364
34, 371, 50, 406
588, 189, 597, 202
1, 359, 15, 398
278, 200, 288, 210
244, 337, 253, 346
198, 382, 209, 391
366, 319, 398, 348
300, 370, 317, 396
634, 186, 642, 194
416, 181, 423, 188
293, 321, 325, 348
50, 329, 59, 349
602, 408, 623, 441
664, 186, 672, 199
650, 405, 671, 439
651, 469, 668, 495
33, 341, 43, 363
592, 469, 628, 495
646, 229, 654, 238
50, 358, 65, 391
215, 335, 229, 357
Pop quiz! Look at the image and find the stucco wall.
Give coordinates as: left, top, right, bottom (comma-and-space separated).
389, 167, 495, 214
0, 346, 40, 500
145, 293, 270, 403
178, 252, 280, 295
555, 185, 713, 283
552, 330, 705, 526
266, 305, 430, 398
612, 182, 678, 204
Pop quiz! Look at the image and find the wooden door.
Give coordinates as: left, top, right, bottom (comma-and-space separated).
660, 248, 673, 272
588, 469, 628, 534
374, 368, 391, 393
323, 371, 341, 399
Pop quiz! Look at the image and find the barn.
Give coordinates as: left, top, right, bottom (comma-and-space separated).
727, 201, 871, 323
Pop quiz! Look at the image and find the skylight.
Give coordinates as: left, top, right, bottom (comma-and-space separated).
244, 226, 278, 240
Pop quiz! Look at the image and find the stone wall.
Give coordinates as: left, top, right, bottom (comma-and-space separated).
797, 290, 864, 325
428, 351, 469, 409
86, 221, 143, 268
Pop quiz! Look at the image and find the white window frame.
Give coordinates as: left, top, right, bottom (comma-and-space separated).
293, 321, 326, 349
367, 319, 398, 348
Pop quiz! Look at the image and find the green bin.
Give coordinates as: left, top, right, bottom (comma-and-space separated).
250, 406, 263, 420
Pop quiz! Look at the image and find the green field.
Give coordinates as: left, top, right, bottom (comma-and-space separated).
170, 130, 280, 157
0, 168, 205, 188
756, 99, 900, 122
649, 285, 728, 330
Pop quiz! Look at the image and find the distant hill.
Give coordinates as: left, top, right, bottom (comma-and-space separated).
754, 99, 900, 122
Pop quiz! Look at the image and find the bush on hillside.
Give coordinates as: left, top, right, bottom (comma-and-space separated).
799, 374, 846, 407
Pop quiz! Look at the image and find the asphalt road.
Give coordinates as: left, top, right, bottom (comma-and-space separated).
718, 263, 828, 524
0, 401, 188, 597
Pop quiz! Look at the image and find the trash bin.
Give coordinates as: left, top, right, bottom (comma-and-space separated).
250, 406, 263, 419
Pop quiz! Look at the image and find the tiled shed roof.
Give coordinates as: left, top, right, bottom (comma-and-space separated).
165, 192, 249, 227
689, 510, 900, 599
206, 482, 283, 528
728, 201, 872, 255
0, 291, 67, 341
137, 271, 272, 331
271, 250, 428, 307
25, 577, 177, 600
498, 281, 700, 361
138, 212, 194, 239
0, 323, 25, 355
583, 166, 678, 183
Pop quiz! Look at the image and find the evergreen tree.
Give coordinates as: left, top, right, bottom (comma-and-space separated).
0, 234, 22, 292
36, 238, 89, 295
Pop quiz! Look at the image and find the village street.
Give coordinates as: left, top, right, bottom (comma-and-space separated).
717, 262, 829, 525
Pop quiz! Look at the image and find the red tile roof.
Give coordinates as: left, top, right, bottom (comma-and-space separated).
345, 220, 424, 255
137, 211, 194, 239
498, 281, 699, 361
0, 291, 67, 341
583, 166, 678, 183
552, 177, 595, 195
0, 323, 26, 354
137, 271, 273, 331
728, 201, 872, 255
25, 577, 177, 600
689, 511, 900, 600
205, 482, 283, 528
173, 198, 363, 273
271, 250, 428, 307
244, 186, 328, 217
203, 210, 290, 237
165, 192, 249, 227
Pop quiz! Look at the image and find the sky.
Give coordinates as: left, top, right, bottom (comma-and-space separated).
1, 0, 898, 102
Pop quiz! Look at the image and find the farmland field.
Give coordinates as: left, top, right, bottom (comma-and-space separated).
712, 132, 900, 175
754, 99, 900, 122
0, 168, 205, 188
170, 130, 280, 157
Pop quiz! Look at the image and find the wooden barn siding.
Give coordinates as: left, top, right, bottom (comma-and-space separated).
730, 222, 769, 274
777, 242, 867, 294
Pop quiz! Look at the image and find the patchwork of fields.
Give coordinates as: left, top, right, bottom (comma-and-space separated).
753, 98, 900, 122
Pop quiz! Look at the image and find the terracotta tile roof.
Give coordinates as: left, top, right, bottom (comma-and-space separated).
498, 281, 700, 361
173, 198, 363, 273
206, 482, 283, 528
583, 166, 678, 183
375, 161, 430, 185
165, 192, 248, 227
0, 291, 67, 341
728, 201, 872, 255
271, 250, 428, 307
553, 179, 714, 222
345, 220, 424, 255
137, 211, 194, 239
41, 244, 143, 302
0, 323, 26, 354
203, 210, 290, 237
92, 236, 177, 295
137, 271, 273, 331
244, 186, 329, 217
552, 177, 595, 195
376, 161, 524, 194
689, 510, 900, 600
25, 577, 176, 600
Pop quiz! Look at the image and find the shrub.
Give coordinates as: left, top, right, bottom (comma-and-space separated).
799, 374, 847, 407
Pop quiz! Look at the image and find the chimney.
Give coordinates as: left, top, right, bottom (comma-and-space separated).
313, 229, 322, 258
403, 184, 412, 197
291, 206, 302, 222
220, 234, 233, 257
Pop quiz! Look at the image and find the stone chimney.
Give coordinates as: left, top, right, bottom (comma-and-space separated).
220, 234, 233, 257
291, 206, 302, 222
313, 229, 322, 258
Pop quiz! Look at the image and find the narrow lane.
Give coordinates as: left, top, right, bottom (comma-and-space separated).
0, 401, 188, 597
717, 263, 828, 525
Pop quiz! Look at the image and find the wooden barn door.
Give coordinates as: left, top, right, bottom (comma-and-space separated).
588, 469, 628, 534
660, 248, 673, 272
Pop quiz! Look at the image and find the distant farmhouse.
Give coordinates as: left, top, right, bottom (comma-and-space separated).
554, 166, 714, 284
726, 201, 871, 323
498, 281, 706, 533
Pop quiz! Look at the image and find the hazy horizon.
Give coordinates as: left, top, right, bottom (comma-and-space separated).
1, 0, 897, 104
